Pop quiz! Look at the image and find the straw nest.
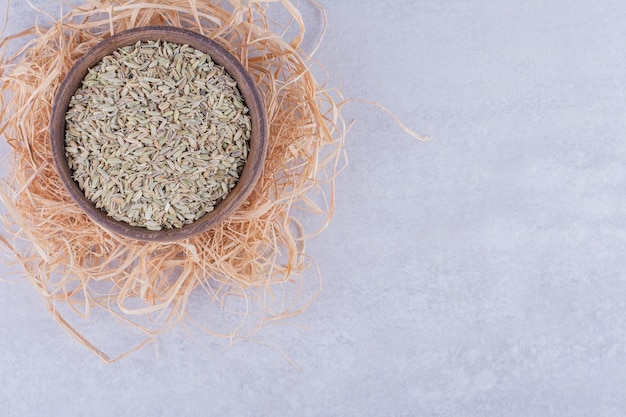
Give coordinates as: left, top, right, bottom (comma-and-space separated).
0, 0, 348, 361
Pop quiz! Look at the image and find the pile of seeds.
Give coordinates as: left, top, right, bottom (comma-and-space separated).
64, 40, 251, 230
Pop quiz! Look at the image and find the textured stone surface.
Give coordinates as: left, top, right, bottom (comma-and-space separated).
2, 1, 626, 416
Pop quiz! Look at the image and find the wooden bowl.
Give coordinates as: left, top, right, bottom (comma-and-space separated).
50, 26, 267, 242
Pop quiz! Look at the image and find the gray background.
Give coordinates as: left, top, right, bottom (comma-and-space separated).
2, 1, 626, 416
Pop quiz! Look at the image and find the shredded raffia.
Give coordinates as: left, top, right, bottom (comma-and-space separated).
0, 0, 424, 362
0, 0, 353, 362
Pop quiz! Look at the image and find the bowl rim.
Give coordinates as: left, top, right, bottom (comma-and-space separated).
50, 26, 268, 242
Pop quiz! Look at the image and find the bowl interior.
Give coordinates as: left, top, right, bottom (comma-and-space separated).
50, 26, 267, 242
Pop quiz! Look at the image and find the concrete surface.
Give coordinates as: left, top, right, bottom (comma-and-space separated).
1, 1, 626, 416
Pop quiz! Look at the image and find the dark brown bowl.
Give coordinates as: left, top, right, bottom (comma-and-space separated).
50, 26, 267, 242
